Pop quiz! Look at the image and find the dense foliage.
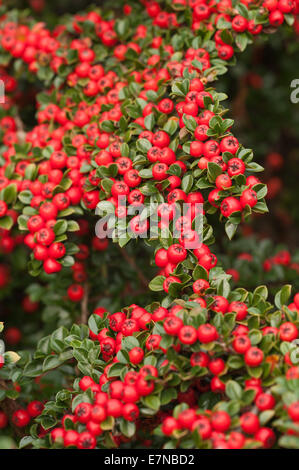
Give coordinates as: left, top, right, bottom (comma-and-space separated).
0, 0, 298, 450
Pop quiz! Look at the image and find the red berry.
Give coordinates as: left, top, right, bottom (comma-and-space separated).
245, 347, 264, 367
240, 412, 260, 434
211, 411, 231, 432
129, 347, 144, 365
12, 409, 30, 427
198, 324, 218, 343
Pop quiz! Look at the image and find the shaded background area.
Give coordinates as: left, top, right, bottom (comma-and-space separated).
219, 30, 299, 249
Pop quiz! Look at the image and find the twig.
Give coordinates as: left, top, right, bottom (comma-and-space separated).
0, 380, 25, 439
80, 282, 90, 325
117, 246, 149, 288
15, 115, 26, 144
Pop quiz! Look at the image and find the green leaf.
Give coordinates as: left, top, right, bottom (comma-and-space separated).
160, 388, 177, 405
163, 119, 178, 136
60, 256, 74, 267
136, 138, 152, 153
119, 420, 136, 438
275, 285, 292, 309
115, 18, 129, 37
144, 113, 155, 131
144, 395, 160, 410
225, 221, 238, 240
122, 336, 140, 350
18, 190, 33, 204
149, 275, 165, 292
2, 184, 17, 204
253, 285, 268, 300
23, 360, 43, 377
259, 410, 275, 426
19, 436, 34, 449
139, 168, 153, 179
107, 362, 126, 377
67, 220, 80, 232
207, 162, 222, 182
183, 114, 197, 132
172, 80, 189, 97
0, 216, 13, 230
100, 120, 115, 133
192, 264, 208, 281
279, 435, 299, 449
54, 219, 68, 236
42, 354, 66, 372
101, 416, 115, 430
181, 174, 194, 193
235, 33, 249, 52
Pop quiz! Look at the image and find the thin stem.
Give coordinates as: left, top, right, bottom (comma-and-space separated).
117, 246, 149, 288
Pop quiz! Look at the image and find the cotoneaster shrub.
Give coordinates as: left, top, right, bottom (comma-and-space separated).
0, 0, 299, 450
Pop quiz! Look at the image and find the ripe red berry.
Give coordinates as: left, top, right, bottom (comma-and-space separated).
123, 403, 139, 422
12, 409, 30, 427
167, 244, 187, 264
254, 427, 275, 448
0, 411, 8, 429
255, 393, 276, 411
51, 427, 65, 443
288, 402, 299, 422
240, 189, 258, 208
164, 316, 183, 336
163, 276, 181, 293
178, 325, 198, 345
152, 163, 168, 181
220, 197, 242, 217
245, 347, 264, 367
79, 376, 95, 391
48, 242, 66, 259
209, 358, 225, 375
233, 335, 251, 354
193, 279, 209, 295
198, 324, 218, 343
240, 412, 260, 434
27, 401, 44, 417
227, 158, 245, 177
232, 15, 248, 33
136, 377, 154, 396
211, 411, 231, 432
229, 301, 248, 320
75, 402, 92, 423
129, 347, 144, 364
64, 430, 79, 447
162, 417, 179, 436
155, 248, 168, 267
190, 141, 203, 157
77, 431, 96, 449
43, 258, 62, 274
190, 351, 209, 367
279, 322, 298, 342
36, 227, 55, 246
158, 98, 174, 114
178, 408, 197, 430
0, 200, 8, 217
67, 284, 84, 302
215, 174, 232, 189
